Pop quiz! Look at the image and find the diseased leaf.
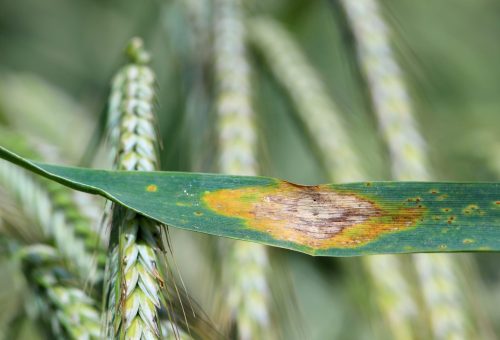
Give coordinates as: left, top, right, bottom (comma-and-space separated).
1, 146, 499, 256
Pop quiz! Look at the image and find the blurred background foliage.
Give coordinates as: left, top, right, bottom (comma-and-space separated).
0, 0, 499, 339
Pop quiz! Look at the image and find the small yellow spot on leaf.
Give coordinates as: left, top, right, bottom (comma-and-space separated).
146, 184, 158, 192
463, 239, 475, 244
437, 194, 448, 201
463, 204, 479, 215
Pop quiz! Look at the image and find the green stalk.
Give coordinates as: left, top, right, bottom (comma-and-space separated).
104, 38, 186, 339
249, 17, 364, 183
339, 0, 429, 180
178, 0, 213, 172
214, 2, 272, 339
340, 0, 470, 338
249, 16, 418, 338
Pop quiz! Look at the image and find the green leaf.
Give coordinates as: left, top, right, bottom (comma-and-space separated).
1, 146, 499, 256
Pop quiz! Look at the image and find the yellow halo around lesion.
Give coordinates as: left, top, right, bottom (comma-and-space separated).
203, 182, 425, 249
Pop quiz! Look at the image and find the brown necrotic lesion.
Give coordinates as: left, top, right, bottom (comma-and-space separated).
203, 182, 423, 249
255, 188, 378, 240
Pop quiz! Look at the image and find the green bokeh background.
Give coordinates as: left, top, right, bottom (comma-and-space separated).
0, 0, 499, 338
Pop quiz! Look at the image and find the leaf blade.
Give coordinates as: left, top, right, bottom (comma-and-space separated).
1, 146, 499, 256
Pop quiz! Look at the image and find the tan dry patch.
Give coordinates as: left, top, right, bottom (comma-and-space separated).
203, 182, 423, 249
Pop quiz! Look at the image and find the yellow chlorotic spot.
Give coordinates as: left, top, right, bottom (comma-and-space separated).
194, 211, 203, 216
463, 239, 475, 244
439, 244, 448, 249
146, 184, 158, 192
463, 204, 479, 214
202, 182, 425, 250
